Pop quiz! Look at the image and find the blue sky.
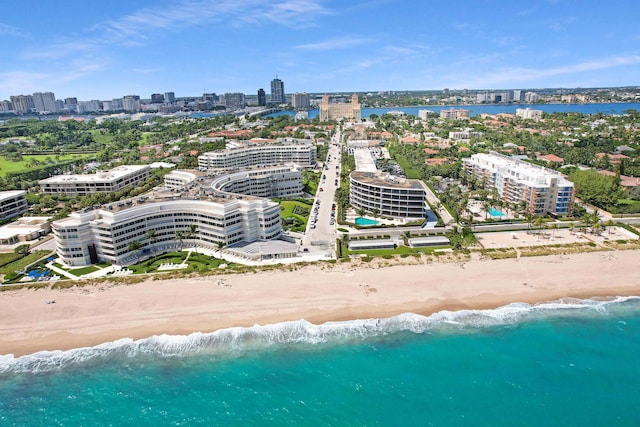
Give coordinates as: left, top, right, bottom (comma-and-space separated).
1, 0, 639, 100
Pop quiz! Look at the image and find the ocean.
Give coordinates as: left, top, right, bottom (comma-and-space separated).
1, 297, 639, 426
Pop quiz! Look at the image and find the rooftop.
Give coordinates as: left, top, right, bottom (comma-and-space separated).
351, 171, 425, 190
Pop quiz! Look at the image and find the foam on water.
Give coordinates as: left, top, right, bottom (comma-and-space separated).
2, 296, 638, 375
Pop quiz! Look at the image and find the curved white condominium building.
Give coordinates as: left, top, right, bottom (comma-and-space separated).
349, 171, 428, 218
198, 143, 316, 170
53, 196, 281, 266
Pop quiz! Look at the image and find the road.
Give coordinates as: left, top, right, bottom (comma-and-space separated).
302, 130, 343, 254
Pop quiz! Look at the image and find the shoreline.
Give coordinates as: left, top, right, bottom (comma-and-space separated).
1, 250, 640, 357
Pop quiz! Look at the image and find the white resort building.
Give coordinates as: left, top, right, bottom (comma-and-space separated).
197, 142, 316, 170
39, 165, 150, 196
52, 194, 282, 267
349, 171, 428, 219
463, 152, 575, 215
0, 190, 29, 221
209, 166, 303, 198
52, 163, 310, 267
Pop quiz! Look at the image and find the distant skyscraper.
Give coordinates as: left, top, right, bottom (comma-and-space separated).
270, 77, 285, 104
32, 92, 57, 113
513, 90, 523, 102
224, 93, 245, 110
122, 95, 140, 112
257, 88, 266, 106
291, 92, 310, 110
151, 93, 165, 104
10, 95, 35, 113
164, 92, 176, 104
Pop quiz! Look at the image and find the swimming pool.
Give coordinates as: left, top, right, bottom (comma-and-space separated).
355, 217, 379, 226
489, 207, 506, 217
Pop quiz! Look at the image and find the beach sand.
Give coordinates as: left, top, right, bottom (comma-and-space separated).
1, 250, 639, 357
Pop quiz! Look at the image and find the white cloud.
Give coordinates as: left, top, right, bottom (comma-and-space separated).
445, 54, 640, 89
295, 37, 372, 51
0, 23, 29, 38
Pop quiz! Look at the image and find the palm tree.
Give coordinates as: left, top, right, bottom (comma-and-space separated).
482, 201, 492, 220
533, 216, 545, 235
550, 223, 558, 240
146, 229, 157, 254
175, 230, 185, 249
525, 213, 534, 233
216, 240, 226, 258
128, 240, 143, 262
188, 224, 198, 247
605, 219, 615, 235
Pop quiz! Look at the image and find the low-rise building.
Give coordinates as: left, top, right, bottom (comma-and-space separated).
198, 142, 316, 170
39, 165, 150, 196
515, 108, 543, 121
463, 152, 574, 215
0, 190, 28, 221
210, 166, 303, 198
0, 216, 51, 246
439, 108, 470, 120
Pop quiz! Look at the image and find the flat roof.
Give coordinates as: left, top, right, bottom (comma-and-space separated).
409, 236, 450, 245
40, 165, 149, 184
228, 239, 297, 256
351, 171, 425, 190
0, 190, 25, 201
348, 239, 395, 250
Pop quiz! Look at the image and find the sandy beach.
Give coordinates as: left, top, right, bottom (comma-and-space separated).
1, 250, 639, 357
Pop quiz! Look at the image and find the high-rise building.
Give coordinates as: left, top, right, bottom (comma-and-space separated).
122, 95, 140, 112
10, 95, 35, 113
291, 92, 310, 110
32, 92, 57, 113
0, 100, 13, 111
164, 92, 176, 104
151, 93, 165, 104
224, 93, 245, 110
513, 90, 524, 102
203, 93, 218, 103
257, 88, 266, 106
270, 77, 285, 104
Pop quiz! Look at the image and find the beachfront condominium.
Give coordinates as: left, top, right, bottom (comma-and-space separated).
52, 194, 282, 267
197, 142, 316, 170
39, 165, 150, 196
0, 190, 28, 221
463, 152, 575, 215
319, 94, 361, 122
349, 171, 428, 218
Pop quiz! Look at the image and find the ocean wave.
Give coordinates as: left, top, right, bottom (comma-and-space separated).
2, 296, 638, 375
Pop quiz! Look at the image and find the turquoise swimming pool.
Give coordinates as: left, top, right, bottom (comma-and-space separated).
355, 217, 379, 226
489, 207, 506, 217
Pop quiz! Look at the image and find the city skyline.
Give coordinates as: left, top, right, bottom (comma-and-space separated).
1, 0, 639, 100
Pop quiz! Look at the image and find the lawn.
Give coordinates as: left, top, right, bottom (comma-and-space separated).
0, 250, 53, 275
280, 199, 312, 232
127, 251, 232, 274
347, 244, 451, 257
0, 154, 93, 177
0, 252, 24, 268
393, 154, 421, 179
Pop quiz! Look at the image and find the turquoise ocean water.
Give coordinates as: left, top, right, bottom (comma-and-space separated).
1, 297, 640, 426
